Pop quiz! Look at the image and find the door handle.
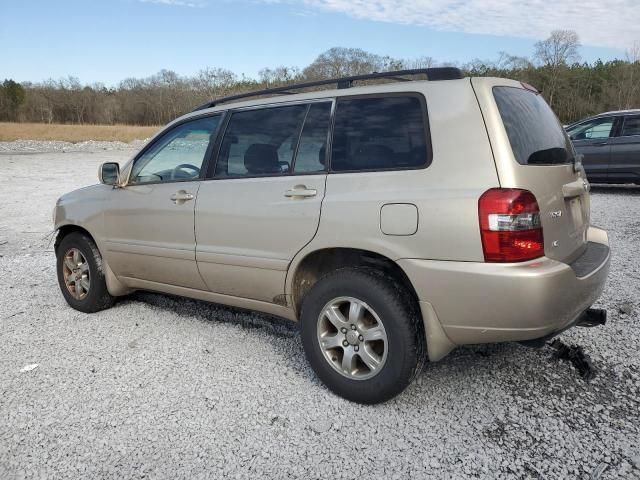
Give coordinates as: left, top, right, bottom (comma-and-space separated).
284, 185, 317, 198
595, 142, 609, 146
170, 190, 194, 204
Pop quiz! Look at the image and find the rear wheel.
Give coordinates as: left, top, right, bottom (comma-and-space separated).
56, 232, 115, 313
300, 268, 424, 404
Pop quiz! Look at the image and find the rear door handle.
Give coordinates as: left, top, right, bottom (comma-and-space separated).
284, 185, 317, 198
170, 190, 195, 204
595, 142, 609, 146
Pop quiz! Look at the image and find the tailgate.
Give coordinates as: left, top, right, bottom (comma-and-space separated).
472, 78, 589, 264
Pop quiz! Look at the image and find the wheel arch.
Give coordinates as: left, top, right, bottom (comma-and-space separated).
287, 247, 420, 317
54, 224, 96, 254
54, 223, 132, 296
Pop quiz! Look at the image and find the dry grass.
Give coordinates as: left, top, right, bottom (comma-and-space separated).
0, 122, 160, 143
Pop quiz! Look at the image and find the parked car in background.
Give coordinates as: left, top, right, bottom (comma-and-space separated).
566, 110, 640, 184
53, 69, 610, 404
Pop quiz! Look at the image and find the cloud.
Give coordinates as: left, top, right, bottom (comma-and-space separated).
139, 0, 206, 7
268, 0, 639, 49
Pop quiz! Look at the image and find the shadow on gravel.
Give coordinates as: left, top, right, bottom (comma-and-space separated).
122, 292, 320, 383
118, 290, 629, 411
590, 184, 640, 196
126, 291, 299, 339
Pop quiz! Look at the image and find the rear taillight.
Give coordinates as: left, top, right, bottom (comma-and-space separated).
478, 188, 544, 262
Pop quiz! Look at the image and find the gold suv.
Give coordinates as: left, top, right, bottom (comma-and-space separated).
53, 69, 610, 404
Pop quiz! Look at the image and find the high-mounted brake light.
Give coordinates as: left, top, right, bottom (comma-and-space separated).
478, 188, 544, 262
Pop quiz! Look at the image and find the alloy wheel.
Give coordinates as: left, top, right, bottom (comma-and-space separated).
316, 296, 388, 380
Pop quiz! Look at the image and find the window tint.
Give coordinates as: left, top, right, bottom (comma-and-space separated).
622, 115, 640, 137
494, 87, 574, 165
331, 96, 429, 172
215, 105, 307, 177
130, 115, 220, 184
293, 102, 332, 173
567, 117, 615, 140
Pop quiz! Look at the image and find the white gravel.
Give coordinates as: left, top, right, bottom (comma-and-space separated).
1, 141, 639, 479
0, 139, 147, 154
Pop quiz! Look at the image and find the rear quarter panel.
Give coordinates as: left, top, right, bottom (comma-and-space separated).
286, 78, 500, 295
472, 77, 591, 264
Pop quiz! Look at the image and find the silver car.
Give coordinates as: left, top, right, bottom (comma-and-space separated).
53, 69, 610, 404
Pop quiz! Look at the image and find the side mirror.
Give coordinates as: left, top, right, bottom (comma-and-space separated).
99, 162, 120, 185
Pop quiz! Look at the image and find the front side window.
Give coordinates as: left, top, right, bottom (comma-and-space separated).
130, 115, 221, 184
567, 117, 615, 140
330, 96, 429, 172
214, 105, 308, 177
621, 115, 640, 137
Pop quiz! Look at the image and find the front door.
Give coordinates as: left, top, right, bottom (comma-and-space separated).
568, 116, 618, 182
195, 101, 332, 303
103, 114, 222, 289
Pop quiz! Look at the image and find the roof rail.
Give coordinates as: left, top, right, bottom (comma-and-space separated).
192, 67, 463, 111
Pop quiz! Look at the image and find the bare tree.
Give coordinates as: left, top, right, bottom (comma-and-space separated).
496, 51, 532, 71
258, 66, 302, 86
619, 42, 640, 109
197, 67, 237, 99
534, 30, 581, 67
303, 47, 388, 79
534, 30, 581, 106
400, 56, 436, 70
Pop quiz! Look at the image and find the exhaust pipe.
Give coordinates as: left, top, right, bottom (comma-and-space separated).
577, 308, 607, 328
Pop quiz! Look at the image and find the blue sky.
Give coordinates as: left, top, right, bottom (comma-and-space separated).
1, 0, 637, 85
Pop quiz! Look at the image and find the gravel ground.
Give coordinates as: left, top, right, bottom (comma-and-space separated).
1, 141, 639, 479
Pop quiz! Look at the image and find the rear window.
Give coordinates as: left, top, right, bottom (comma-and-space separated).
331, 96, 430, 172
494, 86, 574, 165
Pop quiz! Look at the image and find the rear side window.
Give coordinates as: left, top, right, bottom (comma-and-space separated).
494, 86, 574, 165
622, 115, 640, 137
215, 105, 307, 177
293, 102, 332, 174
331, 96, 429, 172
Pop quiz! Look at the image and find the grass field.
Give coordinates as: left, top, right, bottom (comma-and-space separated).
0, 122, 160, 142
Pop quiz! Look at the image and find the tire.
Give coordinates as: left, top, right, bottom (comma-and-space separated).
300, 267, 425, 404
56, 232, 115, 313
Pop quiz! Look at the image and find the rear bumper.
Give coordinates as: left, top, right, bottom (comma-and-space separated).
399, 227, 610, 360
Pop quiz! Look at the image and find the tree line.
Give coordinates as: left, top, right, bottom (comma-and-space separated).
1, 31, 638, 126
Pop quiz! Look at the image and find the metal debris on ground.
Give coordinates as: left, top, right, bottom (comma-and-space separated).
549, 339, 596, 381
619, 302, 634, 315
19, 364, 39, 373
590, 462, 608, 480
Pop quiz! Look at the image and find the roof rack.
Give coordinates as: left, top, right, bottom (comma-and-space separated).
192, 67, 463, 111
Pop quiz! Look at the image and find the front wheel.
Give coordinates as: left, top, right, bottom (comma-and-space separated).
56, 232, 115, 313
300, 268, 425, 404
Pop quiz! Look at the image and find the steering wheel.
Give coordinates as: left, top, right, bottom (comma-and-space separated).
171, 163, 201, 180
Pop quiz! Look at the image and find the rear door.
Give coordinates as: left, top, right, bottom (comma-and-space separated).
473, 79, 590, 264
195, 101, 332, 303
566, 116, 618, 182
608, 114, 640, 183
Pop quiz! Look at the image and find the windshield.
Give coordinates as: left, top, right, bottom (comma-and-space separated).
493, 86, 575, 166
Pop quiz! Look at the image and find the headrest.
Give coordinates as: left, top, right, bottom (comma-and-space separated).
351, 144, 394, 170
244, 144, 280, 175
